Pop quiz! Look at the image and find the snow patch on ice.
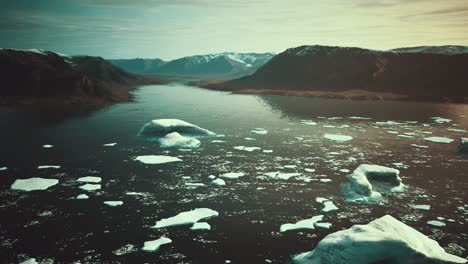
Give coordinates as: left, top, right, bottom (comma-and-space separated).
138, 119, 216, 137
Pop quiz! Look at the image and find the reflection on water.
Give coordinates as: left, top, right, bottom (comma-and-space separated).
0, 84, 467, 263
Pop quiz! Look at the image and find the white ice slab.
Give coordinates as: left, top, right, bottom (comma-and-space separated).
142, 237, 172, 252
11, 178, 59, 192
212, 178, 226, 186
103, 143, 117, 147
323, 134, 353, 142
427, 220, 446, 227
423, 137, 454, 143
79, 184, 101, 191
104, 201, 123, 207
77, 176, 101, 183
280, 215, 324, 232
411, 204, 431, 210
152, 208, 219, 228
134, 155, 182, 164
234, 146, 261, 152
42, 144, 53, 148
76, 194, 89, 200
190, 222, 211, 230
37, 165, 61, 169
220, 172, 245, 179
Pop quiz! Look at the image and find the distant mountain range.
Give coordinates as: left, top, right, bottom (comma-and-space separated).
201, 45, 468, 102
0, 49, 162, 107
109, 52, 275, 77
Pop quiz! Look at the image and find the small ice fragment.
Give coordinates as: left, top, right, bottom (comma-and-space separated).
301, 121, 318, 126
263, 150, 273, 153
251, 128, 268, 135
77, 176, 101, 183
339, 169, 350, 173
125, 192, 146, 196
142, 237, 172, 252
423, 137, 454, 144
11, 178, 59, 192
37, 165, 61, 169
314, 222, 332, 229
411, 144, 429, 149
79, 184, 101, 191
315, 197, 329, 203
103, 143, 117, 147
113, 244, 136, 256
220, 172, 245, 179
411, 204, 431, 210
427, 220, 446, 227
152, 208, 219, 228
190, 222, 211, 230
234, 146, 261, 152
211, 140, 226, 143
0, 167, 7, 171
159, 132, 201, 148
280, 215, 324, 232
42, 144, 53, 148
348, 116, 372, 120
320, 179, 332, 183
185, 182, 205, 187
304, 168, 316, 173
134, 155, 182, 164
244, 137, 256, 141
208, 175, 216, 179
321, 201, 339, 212
76, 194, 89, 199
212, 178, 226, 186
431, 117, 452, 124
20, 259, 38, 264
323, 134, 353, 142
104, 201, 123, 207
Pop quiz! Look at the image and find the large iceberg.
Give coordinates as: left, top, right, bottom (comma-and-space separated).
293, 215, 466, 264
159, 132, 201, 149
342, 164, 404, 203
11, 178, 59, 192
138, 119, 216, 137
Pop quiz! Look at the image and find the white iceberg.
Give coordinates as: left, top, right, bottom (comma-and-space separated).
323, 134, 353, 142
190, 222, 211, 230
76, 194, 89, 200
220, 172, 245, 179
212, 178, 226, 186
134, 155, 182, 164
251, 128, 268, 135
0, 167, 7, 171
159, 132, 201, 149
234, 146, 261, 152
411, 204, 431, 210
138, 119, 216, 137
152, 208, 219, 228
42, 144, 53, 148
79, 184, 101, 191
427, 220, 446, 227
77, 176, 101, 183
264, 172, 301, 180
293, 215, 466, 264
280, 215, 324, 232
11, 178, 59, 192
103, 143, 117, 147
423, 137, 454, 144
142, 237, 172, 252
37, 165, 61, 169
104, 201, 123, 207
431, 117, 452, 124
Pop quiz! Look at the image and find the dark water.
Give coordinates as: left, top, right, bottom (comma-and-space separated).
1, 84, 467, 263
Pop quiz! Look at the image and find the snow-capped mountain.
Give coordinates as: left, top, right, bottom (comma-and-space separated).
109, 52, 274, 77
390, 45, 468, 55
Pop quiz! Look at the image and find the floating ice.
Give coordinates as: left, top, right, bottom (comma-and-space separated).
323, 134, 353, 142
251, 128, 268, 135
142, 237, 172, 252
103, 143, 117, 147
314, 222, 332, 229
431, 117, 452, 124
152, 208, 219, 228
190, 222, 211, 230
339, 169, 350, 173
423, 137, 454, 144
448, 128, 468, 133
284, 165, 297, 169
263, 149, 273, 153
411, 204, 431, 210
42, 144, 53, 148
234, 146, 261, 152
212, 178, 226, 186
208, 175, 216, 179
220, 172, 245, 179
375, 121, 403, 125
0, 167, 7, 171
301, 121, 317, 126
138, 119, 216, 137
113, 244, 136, 256
159, 132, 200, 149
321, 201, 338, 212
77, 176, 101, 183
320, 179, 332, 183
134, 155, 182, 164
348, 116, 372, 120
458, 138, 468, 153
280, 215, 324, 232
264, 172, 301, 180
104, 201, 123, 207
125, 191, 146, 196
244, 137, 256, 141
211, 140, 226, 143
37, 165, 61, 169
315, 197, 329, 203
411, 144, 429, 149
20, 259, 38, 264
427, 220, 446, 227
11, 178, 59, 192
293, 215, 466, 264
79, 184, 101, 191
185, 182, 205, 187
76, 194, 89, 199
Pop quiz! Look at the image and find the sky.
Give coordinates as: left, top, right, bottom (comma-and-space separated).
1, 0, 467, 60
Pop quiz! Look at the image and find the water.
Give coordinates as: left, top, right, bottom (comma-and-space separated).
1, 84, 467, 263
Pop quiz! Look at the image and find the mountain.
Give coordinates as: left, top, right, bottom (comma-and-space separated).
390, 45, 468, 55
0, 49, 163, 106
201, 45, 468, 102
108, 52, 274, 77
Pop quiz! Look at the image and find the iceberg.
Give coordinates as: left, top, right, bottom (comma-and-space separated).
280, 215, 324, 232
423, 137, 454, 144
234, 146, 261, 152
138, 119, 216, 137
103, 143, 117, 147
142, 237, 172, 252
220, 172, 245, 179
159, 132, 201, 149
134, 155, 182, 164
212, 178, 226, 186
37, 165, 61, 169
77, 176, 101, 183
251, 128, 268, 135
152, 208, 219, 228
11, 178, 59, 192
104, 201, 123, 207
76, 194, 89, 200
458, 138, 468, 153
190, 222, 211, 230
264, 172, 301, 180
293, 215, 466, 264
42, 144, 53, 148
79, 184, 101, 191
323, 134, 353, 142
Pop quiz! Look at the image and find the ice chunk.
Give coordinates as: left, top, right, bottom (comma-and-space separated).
263, 149, 273, 153
11, 178, 59, 192
142, 237, 172, 252
37, 165, 60, 169
42, 144, 53, 148
103, 143, 117, 147
185, 182, 205, 187
113, 244, 136, 256
447, 128, 468, 133
125, 191, 146, 196
339, 169, 350, 173
212, 178, 226, 186
411, 144, 429, 149
280, 215, 324, 232
76, 194, 89, 199
104, 201, 123, 207
208, 175, 216, 179
323, 134, 353, 142
314, 222, 332, 230
304, 168, 316, 173
138, 119, 216, 137
458, 138, 468, 153
301, 121, 318, 126
159, 132, 200, 149
427, 220, 446, 227
431, 117, 452, 124
423, 136, 454, 143
244, 137, 256, 141
0, 167, 7, 171
190, 222, 211, 230
293, 215, 466, 264
348, 116, 371, 120
375, 121, 403, 125
20, 259, 38, 264
77, 176, 101, 183
234, 146, 261, 152
220, 172, 245, 179
251, 128, 268, 135
152, 208, 219, 228
321, 201, 338, 212
211, 140, 226, 143
315, 197, 329, 203
264, 172, 301, 180
320, 179, 332, 183
411, 204, 431, 210
79, 184, 101, 191
134, 155, 182, 164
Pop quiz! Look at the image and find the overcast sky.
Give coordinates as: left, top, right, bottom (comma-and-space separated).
1, 0, 467, 60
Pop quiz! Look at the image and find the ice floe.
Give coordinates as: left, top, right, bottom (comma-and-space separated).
234, 146, 261, 152
190, 222, 211, 230
42, 144, 53, 148
0, 167, 7, 171
323, 134, 353, 142
212, 178, 226, 186
77, 176, 101, 183
244, 137, 256, 141
411, 204, 431, 210
152, 208, 219, 228
423, 136, 454, 144
138, 119, 216, 137
375, 121, 403, 125
411, 144, 429, 149
427, 220, 446, 227
104, 201, 123, 207
431, 117, 452, 124
134, 155, 182, 164
348, 116, 372, 120
293, 215, 466, 264
159, 132, 201, 149
263, 149, 273, 153
264, 172, 301, 180
458, 138, 468, 153
20, 259, 38, 264
342, 164, 404, 204
37, 165, 61, 169
280, 215, 324, 232
316, 198, 338, 213
11, 178, 59, 192
314, 222, 332, 230
211, 140, 226, 143
103, 143, 117, 147
79, 184, 101, 191
220, 172, 245, 179
142, 237, 172, 252
301, 121, 317, 126
76, 194, 89, 200
251, 128, 268, 135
